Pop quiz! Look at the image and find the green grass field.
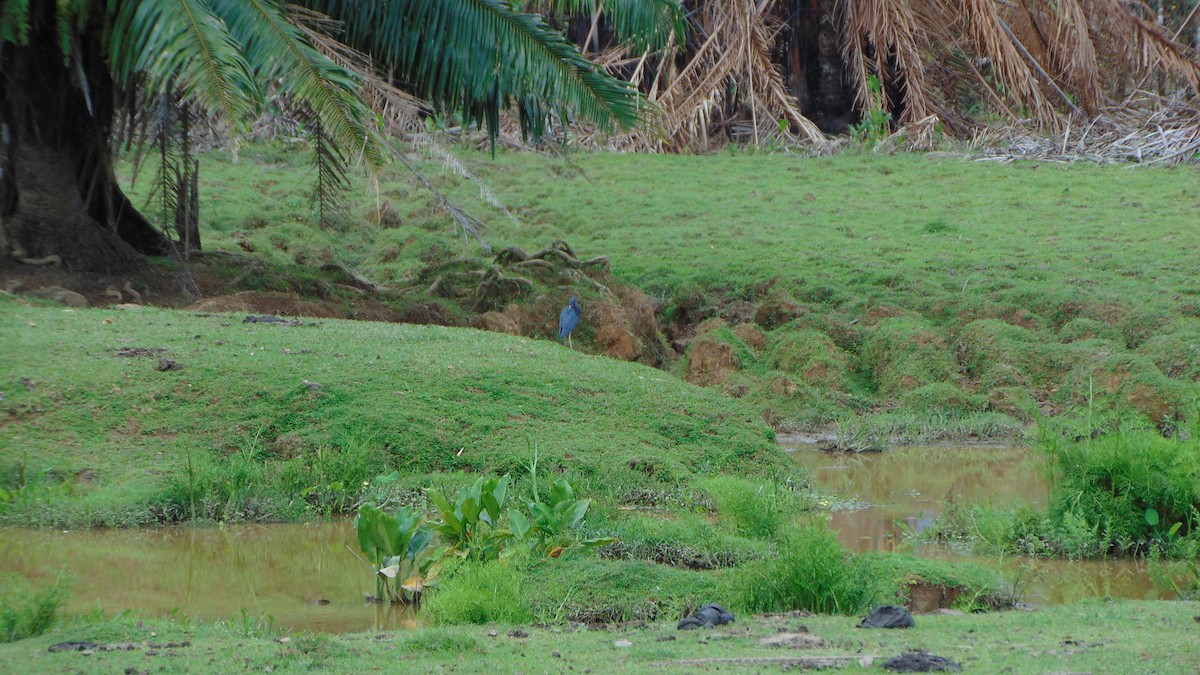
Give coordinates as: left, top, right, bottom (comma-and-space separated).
0, 295, 783, 527
2, 599, 1198, 674
116, 144, 1200, 434
3, 145, 1199, 671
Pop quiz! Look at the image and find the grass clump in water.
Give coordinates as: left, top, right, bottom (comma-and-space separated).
1, 573, 69, 643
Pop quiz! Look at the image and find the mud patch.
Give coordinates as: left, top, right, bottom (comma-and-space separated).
114, 347, 166, 358
189, 291, 342, 318
684, 337, 739, 386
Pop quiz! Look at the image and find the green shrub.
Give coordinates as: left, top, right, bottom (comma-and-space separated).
1041, 428, 1200, 554
1, 573, 69, 642
422, 560, 531, 625
736, 525, 876, 614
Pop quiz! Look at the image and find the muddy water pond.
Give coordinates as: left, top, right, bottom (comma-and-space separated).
0, 523, 411, 634
785, 443, 1180, 605
0, 445, 1179, 634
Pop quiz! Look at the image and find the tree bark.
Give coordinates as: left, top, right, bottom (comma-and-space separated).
0, 5, 171, 272
774, 0, 855, 134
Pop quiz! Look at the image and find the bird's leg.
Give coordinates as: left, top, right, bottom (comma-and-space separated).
567, 335, 573, 349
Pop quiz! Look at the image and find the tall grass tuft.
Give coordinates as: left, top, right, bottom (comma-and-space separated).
422, 560, 531, 625
698, 475, 806, 539
736, 525, 877, 614
1, 573, 69, 642
1040, 424, 1200, 555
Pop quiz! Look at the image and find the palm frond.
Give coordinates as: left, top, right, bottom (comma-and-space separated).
531, 0, 685, 53
649, 0, 824, 150
210, 0, 383, 166
308, 0, 642, 140
107, 0, 260, 124
841, 0, 934, 123
0, 0, 31, 44
953, 0, 1059, 125
1090, 0, 1200, 93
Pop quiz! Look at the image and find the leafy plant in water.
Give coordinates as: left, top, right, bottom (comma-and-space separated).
509, 478, 615, 559
355, 503, 440, 604
426, 475, 514, 562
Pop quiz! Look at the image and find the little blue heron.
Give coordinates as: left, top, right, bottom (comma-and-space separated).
559, 296, 581, 347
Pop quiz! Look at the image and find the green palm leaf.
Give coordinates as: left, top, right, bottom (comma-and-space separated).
210, 0, 383, 166
534, 0, 685, 52
108, 0, 259, 123
0, 0, 31, 44
308, 0, 643, 139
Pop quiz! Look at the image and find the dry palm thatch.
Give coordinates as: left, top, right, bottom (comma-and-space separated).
629, 0, 827, 151
973, 92, 1200, 164
840, 0, 934, 124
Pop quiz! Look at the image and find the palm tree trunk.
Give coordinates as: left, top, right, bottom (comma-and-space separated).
0, 5, 170, 272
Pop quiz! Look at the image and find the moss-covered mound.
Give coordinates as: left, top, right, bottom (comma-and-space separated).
0, 297, 785, 527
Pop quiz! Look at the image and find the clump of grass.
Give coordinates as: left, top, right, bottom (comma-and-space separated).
394, 629, 481, 654
735, 525, 877, 615
422, 560, 532, 626
522, 557, 722, 624
1041, 425, 1200, 554
767, 329, 850, 390
861, 316, 959, 396
697, 475, 810, 539
1, 573, 69, 643
597, 513, 769, 569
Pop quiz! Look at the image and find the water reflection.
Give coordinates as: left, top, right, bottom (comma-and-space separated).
0, 522, 417, 633
786, 444, 1181, 604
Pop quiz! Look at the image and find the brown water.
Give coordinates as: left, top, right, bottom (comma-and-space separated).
0, 522, 416, 634
785, 443, 1182, 604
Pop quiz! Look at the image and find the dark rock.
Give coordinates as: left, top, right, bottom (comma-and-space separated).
507, 629, 529, 638
156, 358, 182, 371
49, 641, 99, 652
882, 652, 962, 672
243, 315, 296, 324
858, 605, 915, 629
678, 603, 736, 629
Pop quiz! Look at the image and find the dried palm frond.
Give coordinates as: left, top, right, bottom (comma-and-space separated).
640, 0, 825, 151
952, 0, 1060, 125
973, 92, 1200, 164
1088, 0, 1200, 94
841, 0, 933, 124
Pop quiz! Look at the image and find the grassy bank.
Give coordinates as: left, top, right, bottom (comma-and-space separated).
0, 295, 784, 527
109, 145, 1200, 434
1, 599, 1197, 673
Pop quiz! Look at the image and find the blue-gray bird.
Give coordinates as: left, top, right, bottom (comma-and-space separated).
558, 296, 581, 347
